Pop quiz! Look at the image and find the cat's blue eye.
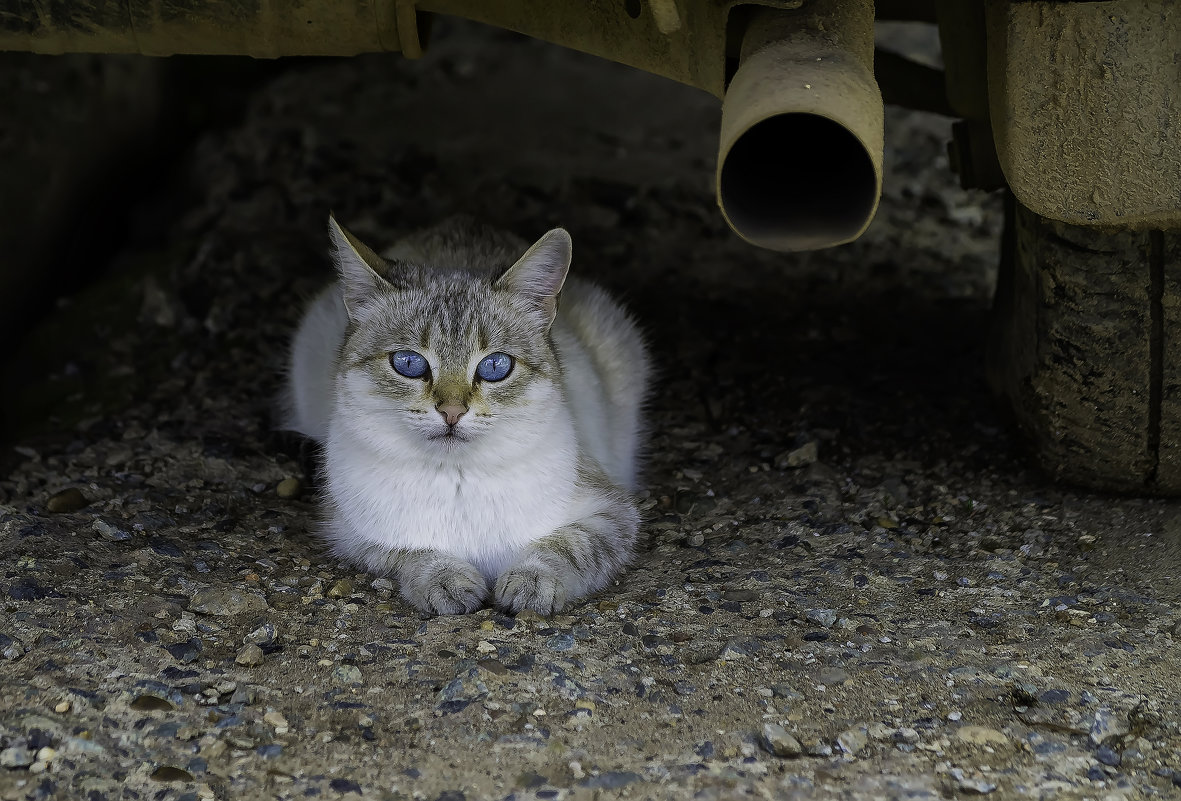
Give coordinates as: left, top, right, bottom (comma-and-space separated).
476, 352, 513, 382
390, 350, 428, 379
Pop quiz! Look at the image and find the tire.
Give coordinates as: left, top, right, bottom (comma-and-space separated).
988, 195, 1181, 493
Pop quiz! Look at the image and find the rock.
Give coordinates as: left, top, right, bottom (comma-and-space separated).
276, 477, 303, 499
956, 726, 1009, 747
165, 638, 202, 663
189, 587, 268, 617
953, 773, 997, 795
477, 659, 508, 676
244, 622, 277, 646
1017, 705, 1091, 735
1011, 682, 1039, 706
722, 589, 760, 603
719, 637, 762, 659
760, 723, 802, 758
893, 727, 919, 744
0, 634, 25, 661
547, 633, 575, 651
92, 519, 131, 541
333, 664, 363, 685
230, 686, 257, 705
803, 739, 833, 757
580, 771, 641, 790
813, 667, 849, 686
326, 579, 353, 598
775, 441, 818, 469
1, 746, 33, 768
235, 644, 265, 666
805, 609, 838, 628
1090, 705, 1132, 746
685, 641, 722, 664
263, 710, 289, 730
46, 487, 88, 513
837, 726, 868, 755
1096, 744, 1121, 766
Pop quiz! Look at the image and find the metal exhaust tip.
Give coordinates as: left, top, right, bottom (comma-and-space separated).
719, 113, 880, 252
716, 2, 883, 252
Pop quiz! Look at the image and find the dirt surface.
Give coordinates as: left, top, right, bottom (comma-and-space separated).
2, 20, 1180, 801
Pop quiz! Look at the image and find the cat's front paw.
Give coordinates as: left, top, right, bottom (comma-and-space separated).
400, 558, 488, 615
493, 564, 570, 616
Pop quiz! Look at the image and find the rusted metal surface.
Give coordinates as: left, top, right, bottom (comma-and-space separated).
716, 1, 883, 251
0, 0, 414, 57
0, 1, 799, 95
986, 0, 1181, 227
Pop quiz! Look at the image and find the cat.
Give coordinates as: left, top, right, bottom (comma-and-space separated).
280, 215, 650, 616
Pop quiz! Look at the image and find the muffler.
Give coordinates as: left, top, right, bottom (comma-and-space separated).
717, 1, 884, 252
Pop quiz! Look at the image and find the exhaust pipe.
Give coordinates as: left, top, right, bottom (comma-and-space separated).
717, 1, 884, 252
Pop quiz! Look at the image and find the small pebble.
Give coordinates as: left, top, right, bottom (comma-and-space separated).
333, 664, 363, 685
190, 587, 268, 617
477, 659, 508, 676
1, 634, 25, 661
276, 477, 302, 499
1096, 744, 1121, 767
235, 644, 265, 666
836, 726, 868, 755
893, 727, 919, 744
760, 723, 802, 758
244, 622, 277, 646
547, 633, 575, 651
956, 726, 1009, 747
326, 579, 353, 598
0, 746, 33, 768
54, 701, 70, 713
1011, 682, 1039, 706
774, 441, 818, 469
805, 608, 838, 628
92, 519, 131, 542
952, 769, 997, 795
46, 487, 88, 513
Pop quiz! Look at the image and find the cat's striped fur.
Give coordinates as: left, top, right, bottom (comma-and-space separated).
281, 216, 649, 615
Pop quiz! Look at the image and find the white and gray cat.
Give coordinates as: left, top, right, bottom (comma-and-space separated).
280, 216, 650, 616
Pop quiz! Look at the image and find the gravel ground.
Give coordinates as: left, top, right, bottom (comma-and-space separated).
2, 19, 1180, 801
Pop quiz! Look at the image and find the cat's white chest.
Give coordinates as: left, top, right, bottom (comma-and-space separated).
324, 429, 578, 579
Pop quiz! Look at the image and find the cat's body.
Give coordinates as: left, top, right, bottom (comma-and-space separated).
281, 217, 649, 615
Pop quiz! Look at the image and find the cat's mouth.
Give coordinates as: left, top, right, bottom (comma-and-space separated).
427, 428, 471, 444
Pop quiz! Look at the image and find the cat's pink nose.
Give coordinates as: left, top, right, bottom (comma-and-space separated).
436, 402, 468, 426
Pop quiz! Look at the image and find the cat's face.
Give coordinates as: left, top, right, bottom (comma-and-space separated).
330, 219, 571, 455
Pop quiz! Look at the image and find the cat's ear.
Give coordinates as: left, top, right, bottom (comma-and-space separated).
328, 214, 391, 318
495, 228, 572, 326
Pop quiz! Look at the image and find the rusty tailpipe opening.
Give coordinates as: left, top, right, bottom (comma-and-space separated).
717, 1, 884, 252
